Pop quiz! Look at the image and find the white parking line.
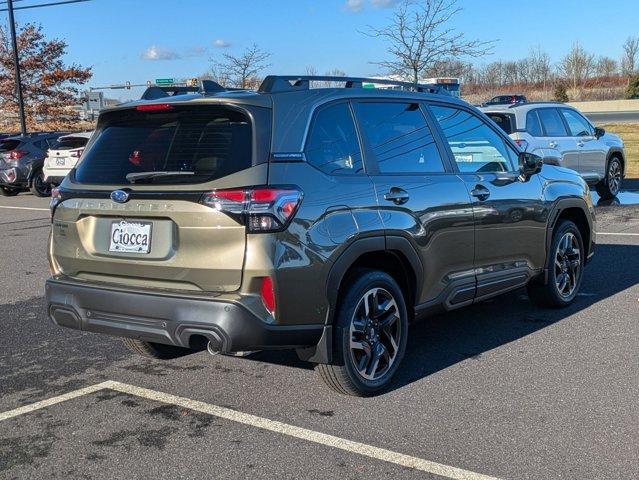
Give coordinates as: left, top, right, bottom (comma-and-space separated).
0, 205, 49, 212
0, 380, 500, 480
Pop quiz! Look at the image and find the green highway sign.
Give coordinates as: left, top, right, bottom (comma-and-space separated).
155, 78, 175, 85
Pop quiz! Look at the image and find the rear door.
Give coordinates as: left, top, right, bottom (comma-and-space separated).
428, 104, 547, 299
536, 108, 579, 172
52, 104, 266, 292
352, 100, 476, 307
559, 108, 607, 180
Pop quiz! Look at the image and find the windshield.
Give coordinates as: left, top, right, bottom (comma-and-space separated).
55, 137, 89, 150
74, 105, 253, 185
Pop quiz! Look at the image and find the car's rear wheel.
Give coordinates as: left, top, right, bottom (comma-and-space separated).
315, 270, 408, 396
596, 156, 622, 200
122, 338, 194, 360
29, 168, 51, 197
527, 220, 584, 308
0, 186, 20, 196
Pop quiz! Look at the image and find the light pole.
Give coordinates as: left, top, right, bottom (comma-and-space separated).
7, 0, 27, 136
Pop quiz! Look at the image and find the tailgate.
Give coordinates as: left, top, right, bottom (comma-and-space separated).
51, 197, 246, 292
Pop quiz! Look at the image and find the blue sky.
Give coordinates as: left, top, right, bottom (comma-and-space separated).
8, 0, 639, 100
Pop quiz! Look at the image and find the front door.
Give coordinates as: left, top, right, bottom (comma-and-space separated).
428, 104, 548, 301
560, 107, 607, 181
536, 107, 580, 173
352, 100, 476, 308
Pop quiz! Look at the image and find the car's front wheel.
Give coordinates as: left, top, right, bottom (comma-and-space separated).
29, 168, 52, 197
0, 186, 20, 196
528, 219, 584, 308
315, 270, 408, 396
596, 156, 622, 200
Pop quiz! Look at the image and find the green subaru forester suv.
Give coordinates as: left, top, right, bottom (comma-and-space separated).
46, 76, 595, 396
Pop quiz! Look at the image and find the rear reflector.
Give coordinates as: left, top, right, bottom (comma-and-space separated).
135, 104, 173, 112
201, 187, 302, 233
260, 277, 276, 316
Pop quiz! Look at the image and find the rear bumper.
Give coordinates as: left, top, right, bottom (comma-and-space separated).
44, 175, 65, 185
45, 278, 323, 352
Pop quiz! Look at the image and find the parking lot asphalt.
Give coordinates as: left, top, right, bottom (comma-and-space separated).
1, 193, 638, 480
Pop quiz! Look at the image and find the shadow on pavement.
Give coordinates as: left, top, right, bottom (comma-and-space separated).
245, 242, 639, 393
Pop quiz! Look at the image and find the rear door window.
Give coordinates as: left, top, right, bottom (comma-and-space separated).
75, 106, 253, 184
485, 113, 514, 134
537, 108, 568, 137
304, 102, 363, 175
354, 102, 445, 174
525, 110, 543, 137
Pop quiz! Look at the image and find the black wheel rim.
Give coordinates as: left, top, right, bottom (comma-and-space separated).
349, 288, 402, 381
34, 172, 51, 196
554, 232, 581, 298
608, 160, 621, 196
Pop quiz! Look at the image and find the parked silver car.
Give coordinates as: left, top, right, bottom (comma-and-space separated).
480, 102, 625, 199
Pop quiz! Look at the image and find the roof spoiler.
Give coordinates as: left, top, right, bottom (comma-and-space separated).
140, 80, 227, 100
258, 75, 450, 95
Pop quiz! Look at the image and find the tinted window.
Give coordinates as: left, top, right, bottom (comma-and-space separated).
55, 137, 89, 150
305, 103, 362, 175
525, 110, 543, 136
537, 108, 568, 137
431, 105, 516, 173
355, 102, 444, 174
75, 106, 252, 184
486, 113, 514, 134
0, 140, 20, 151
560, 109, 593, 137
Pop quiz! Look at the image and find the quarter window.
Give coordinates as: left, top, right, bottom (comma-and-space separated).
560, 109, 594, 137
525, 110, 543, 137
431, 105, 516, 173
305, 103, 363, 175
537, 108, 568, 137
355, 102, 445, 174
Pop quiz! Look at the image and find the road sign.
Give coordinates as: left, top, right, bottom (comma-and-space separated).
155, 78, 175, 85
86, 91, 104, 111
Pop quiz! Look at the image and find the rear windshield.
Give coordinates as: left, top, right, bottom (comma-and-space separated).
486, 113, 515, 134
56, 137, 89, 150
75, 106, 252, 185
0, 139, 21, 152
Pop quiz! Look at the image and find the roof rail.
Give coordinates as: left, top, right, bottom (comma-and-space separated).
258, 75, 449, 95
507, 101, 564, 108
140, 80, 227, 100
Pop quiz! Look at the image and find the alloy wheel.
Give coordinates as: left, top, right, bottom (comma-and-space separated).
348, 288, 402, 381
554, 232, 581, 298
33, 172, 51, 196
608, 160, 622, 196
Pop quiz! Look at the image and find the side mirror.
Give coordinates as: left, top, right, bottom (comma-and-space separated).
594, 127, 605, 139
519, 151, 543, 178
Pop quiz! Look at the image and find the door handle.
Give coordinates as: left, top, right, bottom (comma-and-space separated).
384, 187, 409, 205
470, 184, 490, 201
549, 141, 558, 148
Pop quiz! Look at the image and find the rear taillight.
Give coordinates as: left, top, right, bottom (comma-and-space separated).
260, 276, 276, 317
50, 187, 62, 220
514, 139, 528, 151
70, 149, 84, 158
201, 186, 302, 233
9, 150, 27, 161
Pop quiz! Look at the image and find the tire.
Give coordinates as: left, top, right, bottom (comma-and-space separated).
122, 338, 193, 360
315, 270, 408, 396
0, 186, 20, 196
29, 168, 51, 197
527, 220, 585, 308
595, 156, 622, 200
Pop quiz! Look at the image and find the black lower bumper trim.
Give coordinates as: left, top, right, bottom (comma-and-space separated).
45, 279, 323, 352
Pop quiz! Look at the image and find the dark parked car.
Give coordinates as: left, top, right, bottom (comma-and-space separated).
46, 76, 595, 396
0, 132, 67, 197
483, 94, 528, 106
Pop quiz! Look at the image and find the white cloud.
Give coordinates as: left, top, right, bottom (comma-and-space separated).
140, 45, 181, 61
213, 39, 231, 48
344, 0, 364, 12
371, 0, 398, 7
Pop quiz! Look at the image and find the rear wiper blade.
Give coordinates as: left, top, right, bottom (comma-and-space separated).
126, 171, 195, 183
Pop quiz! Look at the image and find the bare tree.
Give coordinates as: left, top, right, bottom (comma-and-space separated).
212, 43, 271, 89
528, 47, 551, 86
366, 0, 494, 84
557, 42, 595, 92
621, 36, 639, 76
596, 56, 618, 78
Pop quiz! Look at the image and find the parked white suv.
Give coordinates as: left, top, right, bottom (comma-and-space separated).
43, 132, 93, 185
480, 103, 625, 199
